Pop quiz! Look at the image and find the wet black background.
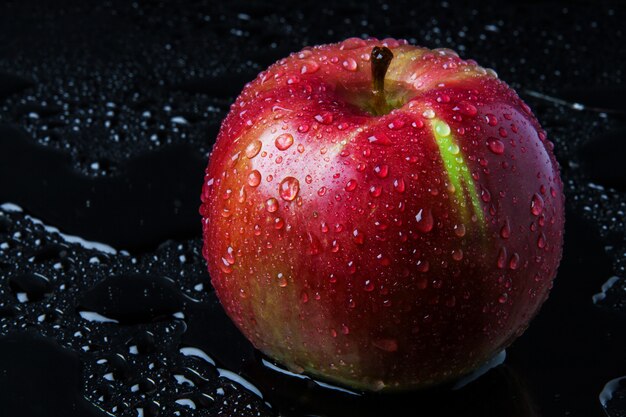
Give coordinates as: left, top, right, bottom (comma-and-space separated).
1, 0, 625, 416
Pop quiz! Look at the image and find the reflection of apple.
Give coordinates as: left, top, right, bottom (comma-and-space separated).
200, 37, 564, 391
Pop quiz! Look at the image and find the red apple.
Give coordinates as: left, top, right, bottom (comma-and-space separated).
200, 37, 564, 391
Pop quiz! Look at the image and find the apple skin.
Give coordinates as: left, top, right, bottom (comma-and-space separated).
200, 38, 564, 391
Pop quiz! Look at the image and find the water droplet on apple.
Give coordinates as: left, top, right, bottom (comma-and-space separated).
434, 120, 451, 137
277, 273, 288, 287
372, 339, 398, 352
342, 58, 358, 71
387, 118, 405, 130
500, 219, 511, 239
531, 193, 544, 216
300, 60, 320, 74
452, 249, 464, 261
307, 232, 321, 255
454, 224, 466, 237
416, 276, 428, 289
415, 208, 434, 233
416, 259, 430, 273
247, 170, 261, 187
393, 177, 405, 193
266, 197, 279, 212
245, 140, 262, 158
485, 113, 498, 126
237, 186, 247, 203
367, 133, 392, 146
279, 177, 300, 201
353, 229, 364, 244
300, 290, 309, 303
459, 102, 478, 116
273, 217, 284, 229
317, 186, 327, 196
340, 37, 367, 50
537, 232, 547, 248
345, 179, 357, 191
374, 164, 389, 178
498, 293, 508, 304
314, 112, 333, 125
219, 258, 233, 273
224, 246, 235, 265
448, 143, 460, 154
488, 137, 505, 154
509, 253, 520, 270
369, 185, 382, 197
480, 186, 491, 202
422, 109, 435, 119
275, 133, 294, 150
364, 279, 374, 292
497, 247, 507, 269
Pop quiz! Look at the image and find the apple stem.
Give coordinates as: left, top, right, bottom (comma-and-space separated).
371, 46, 393, 115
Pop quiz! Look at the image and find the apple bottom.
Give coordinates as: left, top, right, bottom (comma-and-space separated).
210, 249, 550, 392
